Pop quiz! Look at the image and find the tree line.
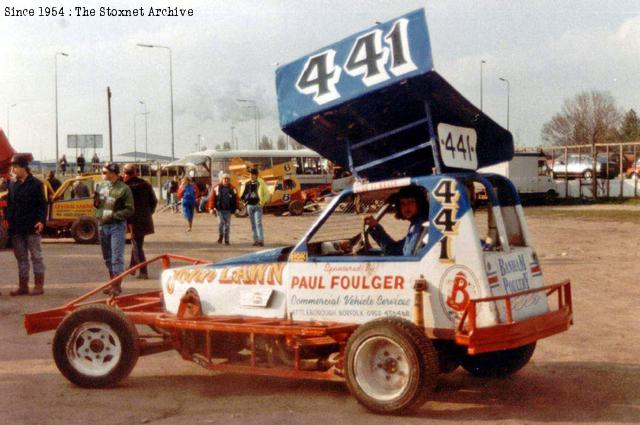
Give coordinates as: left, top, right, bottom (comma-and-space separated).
542, 90, 640, 146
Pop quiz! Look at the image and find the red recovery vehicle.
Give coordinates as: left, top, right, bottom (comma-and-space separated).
24, 10, 572, 414
0, 128, 33, 249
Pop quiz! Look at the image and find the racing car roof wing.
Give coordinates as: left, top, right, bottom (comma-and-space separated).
276, 9, 513, 181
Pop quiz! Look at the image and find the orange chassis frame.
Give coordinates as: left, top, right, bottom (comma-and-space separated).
24, 254, 572, 381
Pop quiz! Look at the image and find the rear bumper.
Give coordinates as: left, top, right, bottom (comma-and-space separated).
455, 280, 572, 354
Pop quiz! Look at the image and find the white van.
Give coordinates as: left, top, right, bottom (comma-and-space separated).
480, 152, 558, 202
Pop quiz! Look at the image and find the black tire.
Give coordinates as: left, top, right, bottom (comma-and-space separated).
582, 169, 593, 180
544, 190, 558, 204
71, 217, 99, 244
288, 200, 304, 216
461, 342, 536, 377
345, 318, 439, 415
235, 203, 248, 218
432, 339, 464, 374
53, 304, 140, 388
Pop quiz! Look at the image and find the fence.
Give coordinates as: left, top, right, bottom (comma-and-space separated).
542, 141, 640, 200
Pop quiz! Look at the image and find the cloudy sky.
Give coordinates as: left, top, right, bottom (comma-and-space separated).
1, 0, 639, 161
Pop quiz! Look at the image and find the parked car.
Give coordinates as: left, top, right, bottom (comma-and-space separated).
551, 154, 618, 180
624, 158, 640, 178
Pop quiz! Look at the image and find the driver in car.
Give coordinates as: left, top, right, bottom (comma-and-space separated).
363, 186, 429, 256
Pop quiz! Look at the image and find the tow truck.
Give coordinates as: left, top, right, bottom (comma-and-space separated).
0, 128, 18, 248
25, 9, 572, 415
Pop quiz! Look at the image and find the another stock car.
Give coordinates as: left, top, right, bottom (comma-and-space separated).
25, 9, 572, 415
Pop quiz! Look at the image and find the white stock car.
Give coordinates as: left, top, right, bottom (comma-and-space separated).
25, 9, 572, 415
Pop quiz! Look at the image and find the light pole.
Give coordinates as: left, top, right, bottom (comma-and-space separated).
133, 114, 138, 163
480, 59, 486, 112
236, 99, 260, 149
139, 100, 149, 161
230, 125, 236, 150
137, 43, 175, 160
499, 77, 510, 130
134, 112, 150, 162
55, 51, 69, 170
7, 103, 17, 138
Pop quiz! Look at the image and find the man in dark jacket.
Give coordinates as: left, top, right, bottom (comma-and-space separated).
76, 153, 86, 174
45, 170, 62, 193
209, 173, 238, 245
123, 163, 157, 279
6, 155, 47, 296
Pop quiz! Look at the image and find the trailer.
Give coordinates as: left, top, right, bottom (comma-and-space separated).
25, 9, 572, 415
479, 152, 558, 203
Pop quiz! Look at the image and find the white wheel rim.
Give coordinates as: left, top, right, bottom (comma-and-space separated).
353, 336, 411, 401
66, 321, 122, 377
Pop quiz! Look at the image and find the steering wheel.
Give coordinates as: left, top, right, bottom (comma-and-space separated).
351, 221, 372, 255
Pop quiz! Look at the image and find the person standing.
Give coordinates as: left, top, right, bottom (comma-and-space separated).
169, 175, 179, 212
91, 153, 100, 172
95, 162, 134, 295
6, 155, 47, 296
123, 163, 157, 280
178, 177, 198, 231
59, 155, 68, 176
46, 170, 62, 193
209, 173, 238, 245
241, 168, 270, 246
199, 183, 212, 213
71, 179, 90, 198
76, 153, 86, 174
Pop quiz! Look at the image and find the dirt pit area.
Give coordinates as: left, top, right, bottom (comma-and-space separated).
1, 206, 639, 424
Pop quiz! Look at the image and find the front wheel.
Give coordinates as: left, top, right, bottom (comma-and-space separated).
71, 217, 99, 244
345, 318, 439, 415
460, 342, 536, 377
53, 304, 139, 388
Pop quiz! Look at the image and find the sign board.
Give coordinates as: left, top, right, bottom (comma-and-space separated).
50, 199, 95, 220
67, 134, 103, 149
437, 124, 478, 170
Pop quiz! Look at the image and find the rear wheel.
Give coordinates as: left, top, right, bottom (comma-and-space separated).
544, 189, 558, 204
345, 318, 438, 415
288, 200, 304, 216
53, 304, 139, 388
71, 217, 99, 244
460, 343, 536, 377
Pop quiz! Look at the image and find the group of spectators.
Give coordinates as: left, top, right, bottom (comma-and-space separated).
2, 156, 156, 297
3, 155, 272, 297
58, 152, 101, 176
167, 168, 269, 246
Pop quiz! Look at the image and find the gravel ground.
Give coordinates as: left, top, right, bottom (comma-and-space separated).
1, 207, 639, 424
